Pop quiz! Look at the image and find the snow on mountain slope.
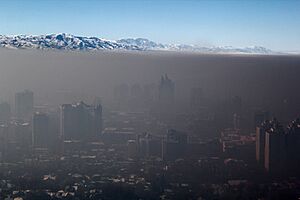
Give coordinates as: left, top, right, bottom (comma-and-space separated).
0, 33, 274, 54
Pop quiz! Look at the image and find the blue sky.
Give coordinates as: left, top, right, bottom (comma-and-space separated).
0, 0, 300, 51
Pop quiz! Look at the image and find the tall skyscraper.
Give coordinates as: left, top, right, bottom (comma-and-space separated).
257, 118, 300, 175
264, 119, 286, 173
256, 120, 272, 165
233, 113, 241, 130
158, 74, 175, 114
15, 90, 34, 120
286, 119, 300, 174
162, 129, 187, 161
0, 124, 9, 161
32, 112, 49, 148
0, 102, 11, 123
60, 102, 102, 141
14, 122, 31, 153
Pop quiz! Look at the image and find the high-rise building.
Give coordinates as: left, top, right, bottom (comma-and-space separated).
162, 129, 188, 161
0, 102, 11, 123
286, 119, 300, 174
15, 90, 34, 120
158, 74, 175, 114
233, 113, 241, 130
264, 119, 286, 173
0, 124, 9, 161
32, 112, 49, 148
255, 120, 272, 165
60, 102, 102, 141
257, 118, 300, 175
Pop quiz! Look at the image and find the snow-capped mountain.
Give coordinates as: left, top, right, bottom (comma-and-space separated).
0, 33, 274, 54
0, 33, 141, 51
117, 38, 165, 50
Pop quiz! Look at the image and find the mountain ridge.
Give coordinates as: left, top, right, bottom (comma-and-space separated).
0, 33, 277, 54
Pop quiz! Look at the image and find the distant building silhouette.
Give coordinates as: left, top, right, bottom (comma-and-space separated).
286, 119, 300, 175
264, 120, 286, 173
0, 124, 9, 161
158, 74, 175, 115
162, 129, 187, 161
233, 113, 241, 130
60, 102, 102, 141
32, 112, 49, 148
256, 119, 286, 173
15, 90, 34, 120
0, 102, 11, 123
257, 118, 300, 175
14, 122, 31, 153
256, 120, 272, 166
